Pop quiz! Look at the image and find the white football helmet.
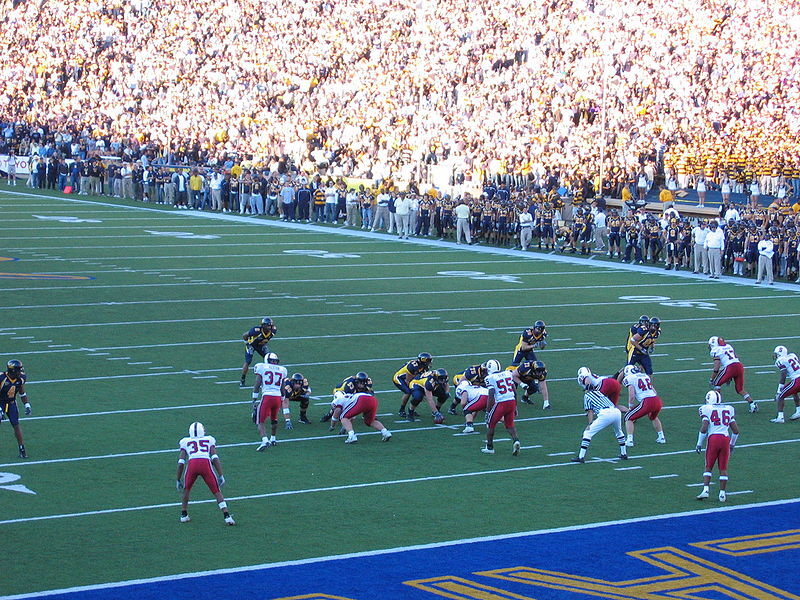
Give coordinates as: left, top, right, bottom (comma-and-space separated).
708, 336, 720, 348
774, 345, 789, 359
332, 390, 346, 403
189, 422, 205, 437
705, 390, 722, 405
484, 359, 501, 375
623, 365, 639, 378
576, 367, 591, 387
266, 352, 279, 364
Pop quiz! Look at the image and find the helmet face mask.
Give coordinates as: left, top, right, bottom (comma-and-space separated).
6, 359, 22, 376
638, 315, 650, 327
648, 317, 660, 331
434, 368, 448, 382
266, 352, 280, 364
261, 317, 273, 331
533, 320, 546, 333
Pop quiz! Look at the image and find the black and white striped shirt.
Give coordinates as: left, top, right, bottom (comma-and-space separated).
583, 390, 614, 414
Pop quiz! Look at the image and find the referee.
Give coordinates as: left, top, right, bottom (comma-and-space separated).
572, 367, 627, 463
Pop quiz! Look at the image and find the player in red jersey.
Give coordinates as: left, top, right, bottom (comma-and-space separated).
329, 385, 392, 444
695, 391, 739, 502
620, 365, 665, 446
708, 336, 757, 413
176, 422, 235, 525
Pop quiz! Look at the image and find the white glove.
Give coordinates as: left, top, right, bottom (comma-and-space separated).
285, 419, 293, 430
176, 480, 184, 491
24, 403, 31, 416
217, 475, 225, 487
695, 445, 702, 454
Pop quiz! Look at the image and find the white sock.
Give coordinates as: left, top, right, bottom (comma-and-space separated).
218, 501, 227, 510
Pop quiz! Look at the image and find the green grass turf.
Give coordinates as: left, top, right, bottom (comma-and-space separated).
0, 186, 798, 596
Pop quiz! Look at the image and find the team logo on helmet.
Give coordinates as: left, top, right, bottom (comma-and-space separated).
576, 366, 591, 387
6, 359, 23, 375
774, 345, 789, 359
623, 365, 640, 377
484, 359, 501, 374
705, 390, 722, 405
417, 352, 432, 365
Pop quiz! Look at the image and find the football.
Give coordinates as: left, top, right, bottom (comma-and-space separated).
434, 414, 445, 425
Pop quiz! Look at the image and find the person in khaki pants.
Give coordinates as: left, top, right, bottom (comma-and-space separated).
756, 233, 774, 285
704, 220, 724, 279
454, 198, 472, 244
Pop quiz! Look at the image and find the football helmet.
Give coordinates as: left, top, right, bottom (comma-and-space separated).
354, 371, 370, 391
705, 390, 722, 405
417, 352, 433, 366
774, 345, 789, 359
433, 368, 448, 382
261, 317, 274, 330
291, 372, 305, 384
533, 320, 546, 333
638, 315, 650, 327
189, 422, 205, 438
532, 360, 547, 378
648, 317, 661, 331
576, 367, 591, 386
6, 359, 23, 376
708, 336, 720, 348
266, 352, 279, 364
484, 359, 501, 375
333, 391, 346, 402
623, 365, 639, 378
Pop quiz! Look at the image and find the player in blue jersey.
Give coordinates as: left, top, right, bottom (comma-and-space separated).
240, 317, 277, 387
0, 360, 31, 459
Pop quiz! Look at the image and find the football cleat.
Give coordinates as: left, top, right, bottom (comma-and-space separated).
345, 435, 358, 444
749, 402, 759, 413
770, 416, 785, 423
625, 439, 635, 447
381, 431, 392, 442
447, 407, 457, 415
298, 415, 311, 424
224, 515, 236, 526
718, 491, 727, 502
521, 395, 534, 404
789, 409, 800, 421
696, 489, 709, 500
512, 441, 521, 456
256, 442, 269, 452
240, 377, 247, 388
542, 402, 552, 410
18, 447, 27, 459
481, 446, 495, 454
570, 456, 585, 464
463, 424, 475, 434
655, 437, 666, 444
407, 409, 418, 421
397, 408, 407, 418
618, 454, 628, 460
180, 515, 191, 523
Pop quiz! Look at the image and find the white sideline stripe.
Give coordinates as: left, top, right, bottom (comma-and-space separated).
650, 474, 679, 479
0, 440, 796, 530
1, 499, 797, 600
10, 240, 387, 250
24, 400, 250, 422
33, 249, 453, 261
614, 466, 643, 471
675, 358, 695, 361
0, 280, 710, 311
520, 445, 542, 449
547, 452, 574, 456
105, 357, 130, 361
727, 490, 754, 496
687, 483, 714, 487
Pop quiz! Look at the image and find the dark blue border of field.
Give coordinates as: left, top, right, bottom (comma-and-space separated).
11, 499, 799, 600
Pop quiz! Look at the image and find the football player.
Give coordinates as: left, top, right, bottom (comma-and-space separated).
482, 364, 522, 455
771, 345, 800, 423
407, 368, 449, 423
620, 365, 665, 446
0, 359, 31, 458
322, 372, 373, 422
695, 391, 739, 502
240, 317, 277, 387
448, 361, 492, 414
625, 315, 659, 375
395, 352, 433, 417
708, 336, 757, 413
327, 384, 392, 444
281, 372, 312, 426
454, 379, 489, 433
509, 359, 551, 409
511, 321, 547, 366
252, 353, 288, 451
176, 422, 235, 525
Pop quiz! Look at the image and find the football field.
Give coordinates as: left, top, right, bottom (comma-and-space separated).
0, 188, 799, 599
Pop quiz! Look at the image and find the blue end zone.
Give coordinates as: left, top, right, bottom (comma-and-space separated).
14, 500, 800, 600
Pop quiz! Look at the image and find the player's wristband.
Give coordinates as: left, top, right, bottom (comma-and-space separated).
696, 432, 708, 447
252, 392, 259, 400
211, 454, 219, 461
729, 433, 738, 446
177, 458, 186, 465
19, 393, 27, 400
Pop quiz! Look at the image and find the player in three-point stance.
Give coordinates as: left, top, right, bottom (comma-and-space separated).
253, 352, 288, 451
620, 365, 666, 447
0, 359, 32, 459
695, 390, 739, 502
572, 367, 628, 463
770, 345, 800, 423
707, 336, 757, 413
176, 422, 235, 525
454, 379, 489, 434
481, 363, 522, 456
328, 384, 392, 444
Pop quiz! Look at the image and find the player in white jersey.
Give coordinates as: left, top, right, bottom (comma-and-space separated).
454, 380, 489, 434
329, 385, 391, 444
572, 367, 627, 462
695, 391, 739, 502
252, 353, 288, 451
620, 365, 665, 447
482, 365, 522, 456
771, 345, 800, 423
708, 337, 756, 412
176, 422, 235, 525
